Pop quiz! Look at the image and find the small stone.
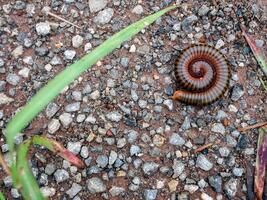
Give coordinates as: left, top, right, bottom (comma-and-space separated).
117, 138, 126, 148
130, 145, 142, 156
211, 123, 225, 134
72, 35, 84, 48
198, 5, 210, 16
169, 133, 185, 146
224, 178, 238, 198
36, 22, 51, 36
232, 167, 244, 177
184, 185, 199, 194
54, 169, 69, 183
85, 114, 96, 124
196, 154, 213, 171
45, 103, 59, 118
120, 57, 129, 67
6, 73, 20, 85
65, 102, 80, 112
172, 159, 185, 178
87, 177, 106, 194
138, 99, 147, 108
59, 113, 73, 127
219, 147, 230, 157
0, 58, 4, 67
18, 67, 30, 78
88, 0, 107, 12
129, 45, 136, 52
181, 116, 191, 130
173, 23, 181, 31
201, 193, 213, 200
163, 99, 173, 111
142, 162, 159, 176
64, 50, 76, 60
80, 146, 89, 158
67, 142, 82, 155
153, 135, 165, 147
66, 183, 82, 198
230, 84, 244, 101
45, 163, 56, 175
109, 150, 117, 166
0, 93, 14, 105
208, 175, 222, 193
181, 15, 198, 32
106, 111, 122, 122
11, 188, 20, 198
3, 176, 12, 187
143, 189, 158, 200
96, 155, 109, 168
131, 90, 138, 101
41, 187, 56, 197
109, 186, 125, 197
50, 56, 62, 66
215, 39, 225, 49
94, 8, 114, 24
216, 110, 228, 121
48, 119, 60, 134
89, 90, 100, 100
168, 180, 178, 192
132, 5, 144, 15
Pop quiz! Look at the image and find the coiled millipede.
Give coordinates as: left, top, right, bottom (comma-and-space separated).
172, 44, 230, 105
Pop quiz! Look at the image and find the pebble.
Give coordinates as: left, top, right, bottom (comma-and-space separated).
224, 178, 238, 198
45, 163, 56, 175
181, 15, 198, 32
130, 145, 142, 156
96, 155, 109, 168
108, 150, 117, 166
181, 116, 191, 130
41, 187, 56, 197
67, 141, 82, 155
138, 99, 147, 108
88, 0, 107, 12
54, 169, 69, 183
232, 167, 244, 177
36, 22, 51, 36
201, 193, 213, 200
66, 183, 82, 198
142, 162, 159, 176
72, 35, 84, 48
11, 188, 20, 198
215, 39, 225, 49
109, 186, 125, 197
59, 113, 73, 127
196, 154, 213, 171
143, 189, 158, 200
163, 99, 173, 111
106, 111, 122, 122
65, 102, 80, 112
0, 58, 4, 67
64, 50, 76, 60
0, 93, 14, 105
45, 103, 59, 118
18, 67, 30, 78
230, 84, 244, 101
208, 175, 222, 193
184, 185, 199, 194
94, 8, 114, 24
211, 123, 225, 134
198, 5, 210, 16
87, 177, 106, 194
172, 160, 185, 178
6, 73, 20, 86
132, 5, 144, 15
168, 180, 178, 192
169, 133, 185, 146
48, 119, 60, 134
90, 90, 100, 99
219, 147, 230, 157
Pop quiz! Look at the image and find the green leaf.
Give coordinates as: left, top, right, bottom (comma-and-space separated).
0, 192, 6, 200
6, 5, 176, 153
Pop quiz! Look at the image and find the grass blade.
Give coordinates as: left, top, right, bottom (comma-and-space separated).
259, 78, 267, 92
0, 192, 6, 200
255, 128, 267, 200
6, 5, 176, 153
17, 140, 45, 200
241, 25, 267, 77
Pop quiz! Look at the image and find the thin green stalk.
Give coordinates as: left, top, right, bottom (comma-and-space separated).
0, 192, 6, 200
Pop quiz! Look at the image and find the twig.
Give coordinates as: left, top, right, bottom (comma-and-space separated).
194, 143, 214, 154
238, 122, 267, 132
47, 11, 81, 29
0, 151, 11, 176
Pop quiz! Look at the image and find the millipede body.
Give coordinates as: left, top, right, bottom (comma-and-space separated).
173, 45, 230, 105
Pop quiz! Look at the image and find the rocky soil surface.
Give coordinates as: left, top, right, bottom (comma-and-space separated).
0, 0, 266, 200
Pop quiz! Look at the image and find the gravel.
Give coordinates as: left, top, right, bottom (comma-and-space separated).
143, 189, 158, 200
67, 141, 82, 155
54, 169, 69, 183
196, 154, 213, 171
87, 177, 106, 194
66, 183, 82, 198
142, 162, 159, 176
36, 22, 51, 36
88, 0, 107, 12
94, 8, 114, 24
224, 178, 238, 198
169, 133, 185, 146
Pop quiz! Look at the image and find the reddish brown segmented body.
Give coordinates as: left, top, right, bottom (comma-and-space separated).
173, 45, 230, 105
